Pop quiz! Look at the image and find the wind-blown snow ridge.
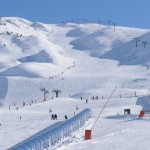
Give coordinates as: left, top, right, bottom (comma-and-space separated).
18, 50, 53, 63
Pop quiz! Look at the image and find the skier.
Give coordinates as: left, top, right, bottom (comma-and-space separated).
19, 116, 21, 122
65, 115, 68, 120
86, 99, 88, 103
23, 101, 25, 106
76, 105, 78, 110
51, 114, 54, 120
54, 114, 57, 120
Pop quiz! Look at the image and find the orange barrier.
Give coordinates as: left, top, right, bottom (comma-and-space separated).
85, 130, 92, 140
139, 111, 145, 117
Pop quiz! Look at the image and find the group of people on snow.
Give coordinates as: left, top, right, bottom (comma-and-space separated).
51, 114, 57, 120
91, 96, 99, 100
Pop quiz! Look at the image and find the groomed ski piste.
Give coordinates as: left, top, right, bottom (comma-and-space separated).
0, 17, 150, 149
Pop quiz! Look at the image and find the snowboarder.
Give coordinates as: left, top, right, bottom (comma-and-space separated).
80, 96, 82, 100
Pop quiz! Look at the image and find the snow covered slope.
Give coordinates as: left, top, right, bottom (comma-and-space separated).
0, 18, 149, 105
0, 17, 150, 150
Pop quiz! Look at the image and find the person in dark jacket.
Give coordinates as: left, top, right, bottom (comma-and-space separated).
51, 114, 55, 120
54, 114, 57, 120
65, 115, 68, 120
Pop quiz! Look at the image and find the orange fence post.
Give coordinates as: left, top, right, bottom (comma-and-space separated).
85, 130, 92, 140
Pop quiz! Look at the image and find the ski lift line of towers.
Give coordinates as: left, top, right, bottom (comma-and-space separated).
61, 19, 117, 32
1, 19, 149, 60
133, 37, 148, 48
8, 108, 92, 150
40, 88, 61, 101
60, 19, 149, 49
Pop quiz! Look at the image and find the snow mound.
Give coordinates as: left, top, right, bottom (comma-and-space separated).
103, 32, 150, 66
31, 22, 51, 32
66, 28, 85, 37
18, 50, 53, 63
70, 28, 129, 57
1, 17, 32, 26
0, 62, 60, 78
69, 26, 149, 65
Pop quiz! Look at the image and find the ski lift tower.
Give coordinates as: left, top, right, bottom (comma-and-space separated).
52, 89, 61, 98
40, 88, 49, 101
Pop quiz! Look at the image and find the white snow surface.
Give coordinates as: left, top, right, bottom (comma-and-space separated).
0, 17, 150, 149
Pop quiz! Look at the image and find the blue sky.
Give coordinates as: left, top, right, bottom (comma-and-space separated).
0, 0, 150, 29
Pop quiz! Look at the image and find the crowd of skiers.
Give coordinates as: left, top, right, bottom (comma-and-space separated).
80, 96, 99, 101
6, 93, 101, 126
50, 113, 68, 120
